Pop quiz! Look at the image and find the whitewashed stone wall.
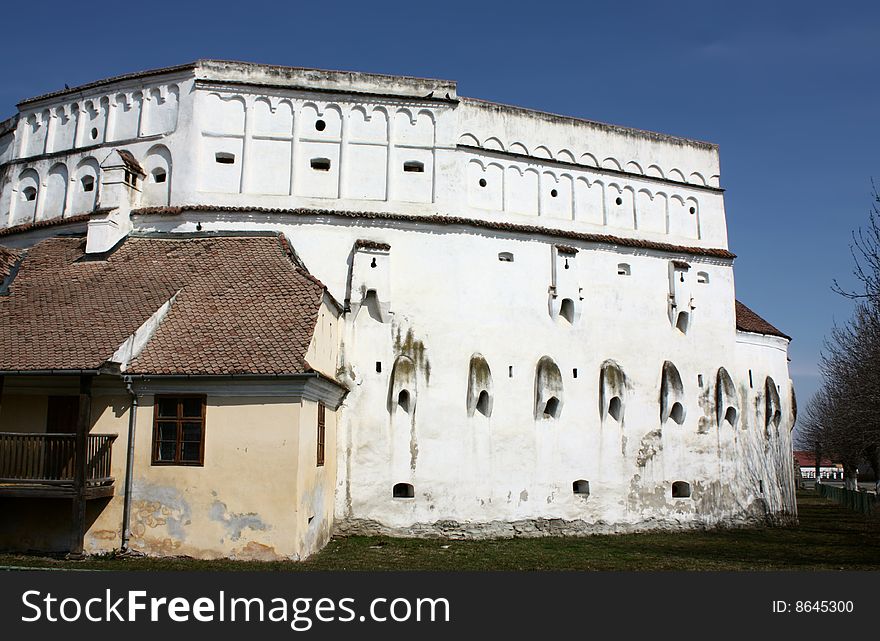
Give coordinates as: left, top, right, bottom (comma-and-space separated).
1, 61, 724, 249
0, 74, 185, 228
0, 60, 796, 541
135, 209, 797, 535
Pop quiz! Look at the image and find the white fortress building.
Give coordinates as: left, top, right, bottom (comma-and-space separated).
0, 61, 796, 559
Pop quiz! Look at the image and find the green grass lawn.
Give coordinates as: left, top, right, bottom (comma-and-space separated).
1, 490, 878, 571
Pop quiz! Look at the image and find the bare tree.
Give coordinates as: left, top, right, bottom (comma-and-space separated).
833, 182, 880, 303
797, 387, 831, 481
805, 185, 880, 492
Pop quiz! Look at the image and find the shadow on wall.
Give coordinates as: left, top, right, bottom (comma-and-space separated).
0, 497, 110, 554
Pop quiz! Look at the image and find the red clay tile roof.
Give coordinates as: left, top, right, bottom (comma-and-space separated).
133, 205, 737, 260
355, 239, 391, 251
794, 451, 838, 468
116, 149, 145, 175
0, 213, 91, 238
735, 300, 790, 340
0, 234, 326, 375
0, 246, 22, 283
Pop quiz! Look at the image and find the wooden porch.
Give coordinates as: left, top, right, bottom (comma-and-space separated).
0, 432, 118, 499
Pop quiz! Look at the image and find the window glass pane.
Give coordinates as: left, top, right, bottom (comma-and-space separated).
181, 422, 202, 442
157, 398, 178, 418
157, 422, 178, 442
181, 442, 201, 462
157, 441, 176, 461
181, 398, 203, 418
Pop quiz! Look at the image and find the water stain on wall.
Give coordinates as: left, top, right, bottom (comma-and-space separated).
636, 429, 663, 467
130, 482, 192, 543
209, 500, 269, 542
393, 326, 431, 383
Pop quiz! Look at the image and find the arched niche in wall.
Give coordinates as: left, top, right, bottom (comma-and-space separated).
599, 360, 626, 423
541, 171, 573, 220
391, 106, 435, 197
71, 157, 100, 214
466, 353, 494, 418
580, 152, 599, 168
549, 245, 582, 325
573, 177, 603, 226
251, 98, 294, 196
42, 163, 68, 220
388, 355, 417, 416
660, 361, 686, 425
482, 136, 504, 152
112, 92, 143, 141
143, 144, 172, 206
393, 108, 434, 147
458, 133, 480, 147
790, 383, 797, 429
535, 356, 563, 420
51, 104, 78, 152
636, 189, 667, 235
253, 97, 294, 137
199, 93, 245, 194
142, 85, 180, 136
300, 103, 343, 138
80, 97, 109, 146
297, 103, 342, 199
605, 183, 634, 230
349, 105, 388, 143
348, 240, 391, 323
344, 105, 388, 201
505, 165, 539, 215
668, 260, 695, 334
24, 111, 48, 157
765, 376, 782, 434
467, 159, 503, 211
715, 367, 739, 428
203, 93, 246, 135
12, 167, 40, 224
669, 194, 700, 240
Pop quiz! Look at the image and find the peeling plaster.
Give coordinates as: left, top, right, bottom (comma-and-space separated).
130, 482, 192, 542
636, 429, 663, 468
209, 500, 269, 542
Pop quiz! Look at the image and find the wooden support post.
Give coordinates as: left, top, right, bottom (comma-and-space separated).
69, 374, 93, 558
0, 375, 4, 422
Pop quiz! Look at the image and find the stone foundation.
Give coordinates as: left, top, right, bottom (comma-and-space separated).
334, 509, 796, 541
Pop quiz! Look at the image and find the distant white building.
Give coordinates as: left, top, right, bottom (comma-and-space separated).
0, 61, 797, 559
794, 451, 843, 481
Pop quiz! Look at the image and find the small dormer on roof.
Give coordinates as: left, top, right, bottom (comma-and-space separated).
100, 148, 146, 197
86, 149, 145, 254
99, 148, 146, 213
116, 149, 145, 176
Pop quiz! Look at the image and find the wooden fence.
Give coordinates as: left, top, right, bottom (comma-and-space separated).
817, 483, 876, 515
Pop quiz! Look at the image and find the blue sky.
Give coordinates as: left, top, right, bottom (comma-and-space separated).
3, 1, 878, 420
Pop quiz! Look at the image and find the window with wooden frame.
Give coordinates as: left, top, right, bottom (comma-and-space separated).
316, 402, 326, 467
152, 396, 206, 466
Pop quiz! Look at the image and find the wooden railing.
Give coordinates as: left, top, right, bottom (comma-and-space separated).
0, 432, 117, 487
